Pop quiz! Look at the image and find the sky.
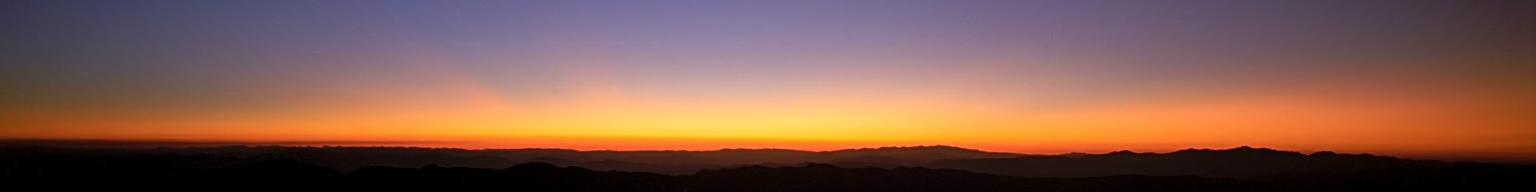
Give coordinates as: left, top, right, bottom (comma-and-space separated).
2, 0, 1534, 161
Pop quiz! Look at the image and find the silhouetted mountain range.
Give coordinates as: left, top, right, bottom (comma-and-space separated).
3, 143, 1533, 191
0, 143, 1020, 174
929, 146, 1449, 178
4, 157, 1530, 191
0, 143, 1520, 178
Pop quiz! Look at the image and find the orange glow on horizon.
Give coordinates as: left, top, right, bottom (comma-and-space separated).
3, 1, 1535, 163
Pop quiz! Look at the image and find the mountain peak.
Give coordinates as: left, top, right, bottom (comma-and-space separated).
1166, 146, 1309, 159
1106, 150, 1140, 155
825, 145, 1020, 161
1172, 146, 1278, 153
829, 145, 987, 153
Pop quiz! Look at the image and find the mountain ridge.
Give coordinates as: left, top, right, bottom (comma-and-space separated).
2, 141, 1487, 179
7, 157, 1530, 191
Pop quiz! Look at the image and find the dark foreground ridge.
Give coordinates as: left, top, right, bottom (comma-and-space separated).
4, 159, 1531, 191
2, 144, 1532, 191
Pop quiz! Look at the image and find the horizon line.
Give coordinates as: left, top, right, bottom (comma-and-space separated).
3, 138, 1531, 163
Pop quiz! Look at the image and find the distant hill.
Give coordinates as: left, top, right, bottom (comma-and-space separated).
826, 145, 1022, 163
0, 143, 1019, 174
927, 146, 1450, 178
4, 157, 1530, 191
0, 141, 1522, 180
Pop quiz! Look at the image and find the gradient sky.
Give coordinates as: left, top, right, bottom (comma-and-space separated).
2, 0, 1534, 160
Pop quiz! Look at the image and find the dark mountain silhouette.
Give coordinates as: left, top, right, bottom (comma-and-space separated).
824, 145, 1022, 164
927, 146, 1449, 178
0, 143, 1017, 174
4, 156, 1529, 191
5, 142, 1535, 191
1, 142, 1519, 180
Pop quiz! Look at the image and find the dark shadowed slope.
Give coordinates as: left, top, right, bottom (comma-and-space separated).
0, 142, 1524, 180
0, 142, 1021, 174
4, 157, 1530, 192
824, 145, 1023, 164
927, 146, 1450, 179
